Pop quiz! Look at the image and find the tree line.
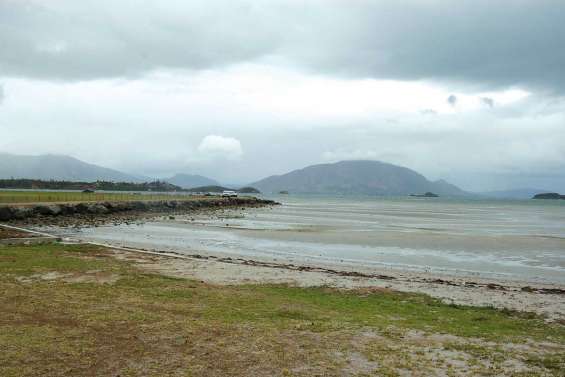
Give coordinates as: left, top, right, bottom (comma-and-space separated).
0, 179, 185, 192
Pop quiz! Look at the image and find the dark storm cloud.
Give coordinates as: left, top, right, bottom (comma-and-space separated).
1, 1, 564, 93
0, 1, 279, 80
295, 0, 565, 94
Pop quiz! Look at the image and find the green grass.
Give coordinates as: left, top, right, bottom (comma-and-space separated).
1, 243, 563, 376
0, 190, 206, 204
202, 285, 562, 340
0, 243, 110, 274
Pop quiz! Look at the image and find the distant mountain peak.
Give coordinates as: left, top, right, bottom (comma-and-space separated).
0, 153, 142, 182
252, 160, 466, 196
165, 173, 219, 189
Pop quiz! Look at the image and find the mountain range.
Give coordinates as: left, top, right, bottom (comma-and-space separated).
0, 153, 142, 182
3, 153, 544, 198
252, 160, 466, 196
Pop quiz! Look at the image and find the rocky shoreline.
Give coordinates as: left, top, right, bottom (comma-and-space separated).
0, 197, 279, 226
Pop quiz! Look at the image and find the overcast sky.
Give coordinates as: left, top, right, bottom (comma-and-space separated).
1, 0, 565, 191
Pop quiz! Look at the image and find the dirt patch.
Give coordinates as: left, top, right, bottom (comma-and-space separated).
335, 350, 380, 376
0, 226, 36, 239
351, 327, 563, 376
16, 270, 120, 284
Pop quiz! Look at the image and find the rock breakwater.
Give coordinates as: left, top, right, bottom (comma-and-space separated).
0, 197, 278, 222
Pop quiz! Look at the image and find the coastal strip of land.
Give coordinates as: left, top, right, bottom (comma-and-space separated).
4, 218, 564, 322
63, 240, 565, 324
1, 241, 564, 376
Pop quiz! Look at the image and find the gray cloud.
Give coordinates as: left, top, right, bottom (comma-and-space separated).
1, 1, 565, 93
3, 76, 564, 190
447, 95, 457, 107
481, 97, 495, 108
0, 1, 279, 80
1, 1, 565, 192
420, 109, 437, 115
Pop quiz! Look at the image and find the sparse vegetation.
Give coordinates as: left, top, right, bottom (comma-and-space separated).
0, 243, 563, 376
0, 190, 200, 204
0, 178, 184, 192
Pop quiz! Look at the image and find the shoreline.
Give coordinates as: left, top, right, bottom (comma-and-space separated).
56, 237, 565, 322
62, 210, 565, 286
77, 236, 565, 292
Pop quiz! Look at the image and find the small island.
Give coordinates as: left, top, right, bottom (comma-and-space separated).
410, 192, 439, 198
279, 190, 289, 195
532, 192, 565, 200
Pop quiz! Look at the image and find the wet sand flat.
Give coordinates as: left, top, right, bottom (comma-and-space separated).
56, 195, 565, 285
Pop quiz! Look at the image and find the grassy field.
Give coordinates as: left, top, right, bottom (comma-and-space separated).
0, 190, 202, 204
0, 243, 563, 376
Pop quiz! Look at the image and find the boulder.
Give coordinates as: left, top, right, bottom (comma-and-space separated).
0, 206, 14, 221
59, 204, 76, 215
102, 202, 115, 211
108, 202, 125, 213
13, 207, 34, 220
34, 205, 62, 216
130, 201, 147, 210
74, 203, 90, 214
165, 201, 178, 208
87, 203, 109, 214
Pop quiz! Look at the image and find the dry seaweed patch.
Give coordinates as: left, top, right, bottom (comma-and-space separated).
0, 244, 563, 376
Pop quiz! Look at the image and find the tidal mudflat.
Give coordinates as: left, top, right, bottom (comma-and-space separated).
65, 196, 565, 284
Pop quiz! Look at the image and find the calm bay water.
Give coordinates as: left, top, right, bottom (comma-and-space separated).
71, 195, 565, 284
